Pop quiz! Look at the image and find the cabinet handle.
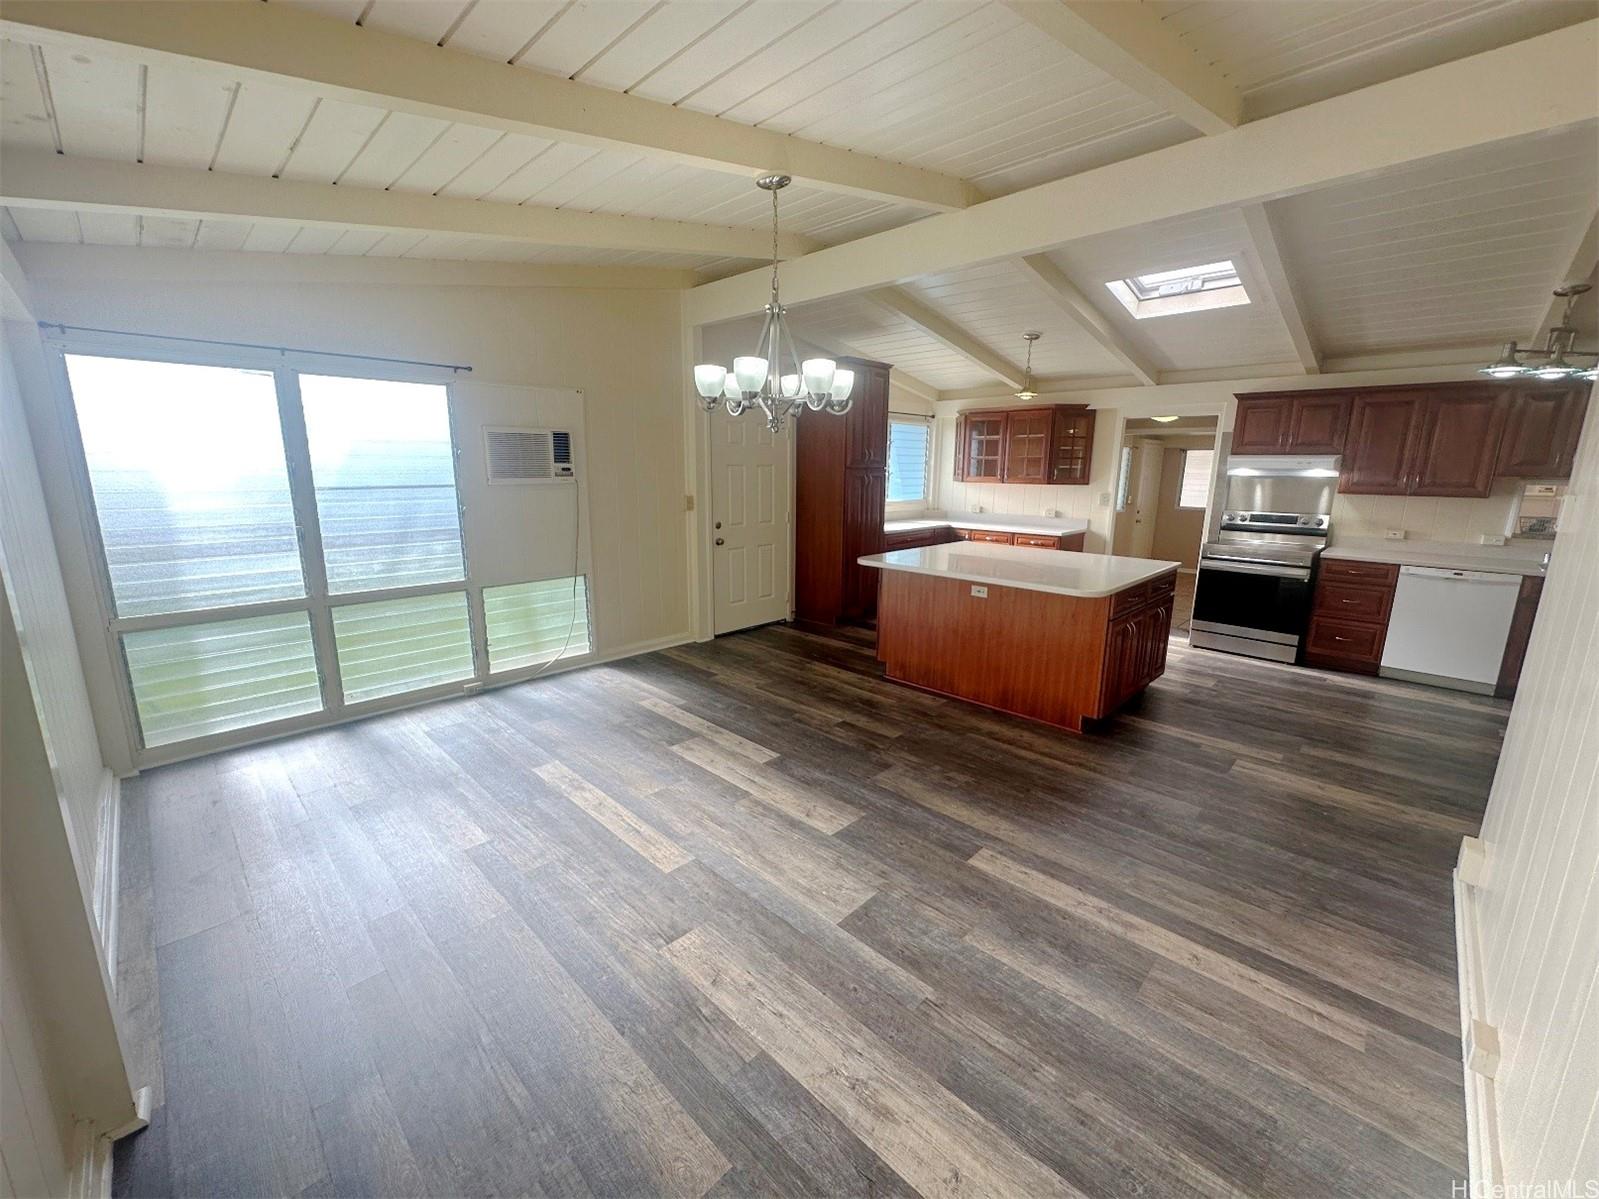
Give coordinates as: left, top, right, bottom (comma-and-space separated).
1333, 635, 1350, 642
1340, 598, 1355, 604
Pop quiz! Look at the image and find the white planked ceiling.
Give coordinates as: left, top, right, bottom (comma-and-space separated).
1041, 209, 1303, 373
1147, 0, 1593, 119
786, 291, 1010, 390
1274, 124, 1599, 356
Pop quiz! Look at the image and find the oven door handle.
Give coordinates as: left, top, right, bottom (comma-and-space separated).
1200, 559, 1311, 581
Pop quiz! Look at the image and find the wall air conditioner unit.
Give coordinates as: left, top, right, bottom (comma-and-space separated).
483, 426, 576, 483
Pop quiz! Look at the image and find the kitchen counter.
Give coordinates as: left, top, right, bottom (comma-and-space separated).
884, 514, 1090, 537
861, 541, 1177, 598
862, 542, 1181, 732
1322, 539, 1547, 577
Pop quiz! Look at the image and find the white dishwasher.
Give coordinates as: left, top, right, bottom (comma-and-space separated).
1380, 566, 1522, 691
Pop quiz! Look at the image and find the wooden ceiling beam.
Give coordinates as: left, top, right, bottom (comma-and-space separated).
0, 150, 819, 260
1004, 1, 1242, 135
1012, 255, 1158, 386
0, 0, 979, 214
1238, 202, 1320, 375
687, 21, 1598, 325
864, 289, 1026, 389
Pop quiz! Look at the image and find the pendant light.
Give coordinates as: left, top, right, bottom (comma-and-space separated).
1013, 332, 1042, 401
692, 176, 853, 431
1478, 284, 1598, 382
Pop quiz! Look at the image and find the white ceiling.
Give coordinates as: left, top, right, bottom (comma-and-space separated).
2, 0, 1596, 389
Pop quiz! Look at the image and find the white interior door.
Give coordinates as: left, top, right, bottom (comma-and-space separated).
1128, 444, 1163, 558
711, 409, 790, 634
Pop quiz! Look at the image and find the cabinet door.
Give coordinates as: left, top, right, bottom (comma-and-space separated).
1049, 407, 1095, 484
1286, 394, 1351, 453
1001, 408, 1052, 483
1497, 387, 1588, 478
1101, 612, 1143, 713
1410, 390, 1507, 498
1232, 397, 1291, 452
960, 413, 1006, 481
1340, 392, 1425, 494
844, 361, 890, 470
840, 469, 886, 621
1496, 575, 1544, 697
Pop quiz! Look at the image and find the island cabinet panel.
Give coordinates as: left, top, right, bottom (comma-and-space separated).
873, 567, 1175, 732
1497, 387, 1588, 478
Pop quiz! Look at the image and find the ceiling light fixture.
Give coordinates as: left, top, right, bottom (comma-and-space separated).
692, 175, 852, 431
1014, 331, 1041, 401
1150, 415, 1180, 423
1479, 284, 1598, 382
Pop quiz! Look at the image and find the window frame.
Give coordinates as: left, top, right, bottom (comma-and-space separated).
1177, 448, 1215, 510
46, 333, 592, 768
885, 413, 934, 510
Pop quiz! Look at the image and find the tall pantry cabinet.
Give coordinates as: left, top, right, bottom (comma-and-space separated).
795, 356, 892, 625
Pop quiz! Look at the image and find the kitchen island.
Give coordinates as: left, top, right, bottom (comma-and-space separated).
859, 541, 1181, 732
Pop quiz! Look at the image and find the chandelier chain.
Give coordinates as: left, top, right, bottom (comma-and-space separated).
770, 183, 781, 302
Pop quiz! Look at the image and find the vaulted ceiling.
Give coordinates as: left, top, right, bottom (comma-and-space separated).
2, 0, 1595, 393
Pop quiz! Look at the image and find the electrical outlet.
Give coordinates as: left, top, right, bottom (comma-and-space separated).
1043, 507, 1058, 518
1384, 528, 1407, 540
1480, 533, 1507, 546
684, 494, 695, 511
969, 505, 984, 514
970, 585, 988, 598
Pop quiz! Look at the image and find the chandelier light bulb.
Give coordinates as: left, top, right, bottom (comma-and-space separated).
830, 369, 854, 401
733, 356, 768, 394
802, 358, 837, 397
694, 364, 727, 398
722, 373, 740, 399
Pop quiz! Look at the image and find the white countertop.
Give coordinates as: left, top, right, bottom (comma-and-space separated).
1323, 539, 1548, 577
860, 541, 1179, 598
884, 513, 1090, 536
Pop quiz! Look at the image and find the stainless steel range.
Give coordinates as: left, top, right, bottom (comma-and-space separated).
1190, 455, 1338, 663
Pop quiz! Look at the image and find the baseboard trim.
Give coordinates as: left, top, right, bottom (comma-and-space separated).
1454, 860, 1504, 1191
89, 769, 122, 985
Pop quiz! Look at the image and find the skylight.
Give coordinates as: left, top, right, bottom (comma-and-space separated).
1105, 259, 1250, 319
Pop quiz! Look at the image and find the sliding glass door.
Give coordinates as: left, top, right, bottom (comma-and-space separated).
59, 348, 589, 761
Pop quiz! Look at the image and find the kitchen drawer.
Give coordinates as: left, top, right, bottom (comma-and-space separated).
1319, 559, 1398, 586
1146, 571, 1177, 602
1111, 581, 1149, 617
1304, 614, 1386, 669
1313, 580, 1393, 622
885, 527, 954, 551
1012, 533, 1060, 548
956, 528, 1014, 544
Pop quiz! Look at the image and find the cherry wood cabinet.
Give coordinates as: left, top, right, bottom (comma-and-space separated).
1303, 559, 1398, 675
1001, 408, 1053, 483
1497, 387, 1588, 477
883, 526, 957, 552
954, 404, 1095, 484
795, 355, 891, 626
950, 528, 1088, 551
1496, 575, 1544, 699
1408, 389, 1507, 497
1048, 406, 1096, 483
954, 412, 1006, 481
1339, 391, 1425, 494
1233, 392, 1351, 454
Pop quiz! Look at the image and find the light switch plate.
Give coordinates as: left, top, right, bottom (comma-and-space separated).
1384, 528, 1407, 540
970, 585, 988, 598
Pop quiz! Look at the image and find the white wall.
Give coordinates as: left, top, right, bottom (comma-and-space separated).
0, 320, 112, 917
15, 245, 692, 767
1469, 395, 1598, 1190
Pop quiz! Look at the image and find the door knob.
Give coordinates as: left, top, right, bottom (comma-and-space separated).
715, 537, 725, 546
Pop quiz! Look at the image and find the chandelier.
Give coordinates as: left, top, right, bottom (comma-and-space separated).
1480, 284, 1598, 381
693, 175, 853, 431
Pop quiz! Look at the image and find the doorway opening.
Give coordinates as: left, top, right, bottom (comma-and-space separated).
1111, 415, 1221, 634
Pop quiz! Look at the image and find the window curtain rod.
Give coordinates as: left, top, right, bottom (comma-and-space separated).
38, 323, 473, 374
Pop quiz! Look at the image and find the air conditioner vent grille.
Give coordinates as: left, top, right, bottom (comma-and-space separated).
484, 427, 575, 483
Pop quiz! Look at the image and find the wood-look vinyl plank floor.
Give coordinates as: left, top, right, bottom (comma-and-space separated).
112, 628, 1503, 1198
